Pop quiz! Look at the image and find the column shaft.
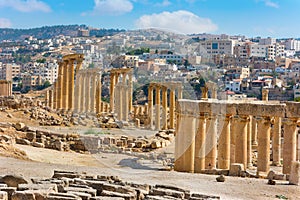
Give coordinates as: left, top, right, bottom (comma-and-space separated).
272, 117, 281, 166
257, 116, 272, 174
85, 74, 90, 113
62, 61, 69, 110
174, 113, 196, 173
90, 74, 97, 113
68, 60, 75, 111
283, 118, 298, 174
57, 63, 63, 109
96, 74, 102, 114
205, 115, 217, 169
128, 73, 133, 112
162, 87, 168, 130
218, 115, 231, 169
110, 73, 116, 112
169, 89, 176, 129
155, 86, 161, 130
247, 116, 253, 168
80, 73, 86, 113
235, 115, 249, 169
194, 115, 206, 172
148, 86, 153, 130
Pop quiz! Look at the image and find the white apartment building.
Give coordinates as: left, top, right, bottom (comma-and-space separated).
198, 39, 236, 56
284, 39, 300, 51
0, 63, 21, 81
267, 43, 285, 60
259, 37, 276, 45
225, 79, 241, 92
33, 62, 58, 84
234, 42, 266, 58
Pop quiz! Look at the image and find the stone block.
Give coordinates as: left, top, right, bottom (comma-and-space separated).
18, 183, 57, 192
15, 138, 30, 146
0, 187, 16, 200
229, 163, 244, 176
149, 188, 184, 199
11, 191, 35, 200
90, 197, 124, 200
46, 192, 81, 200
67, 191, 91, 200
26, 132, 36, 142
101, 190, 136, 200
0, 175, 28, 187
64, 186, 97, 196
32, 142, 45, 148
0, 191, 8, 200
289, 161, 300, 185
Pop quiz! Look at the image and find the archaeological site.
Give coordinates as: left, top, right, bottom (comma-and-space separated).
0, 53, 300, 200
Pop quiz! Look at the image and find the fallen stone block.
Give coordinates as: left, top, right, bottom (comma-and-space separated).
46, 192, 81, 200
229, 163, 244, 176
0, 191, 8, 200
149, 188, 184, 199
15, 138, 31, 146
190, 193, 220, 200
14, 123, 27, 132
18, 183, 57, 192
90, 197, 124, 200
67, 191, 91, 200
64, 186, 96, 197
0, 187, 16, 200
0, 175, 28, 187
11, 191, 35, 200
100, 190, 136, 200
32, 142, 45, 148
144, 195, 178, 200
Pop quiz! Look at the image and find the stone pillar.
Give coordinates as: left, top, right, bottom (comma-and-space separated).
162, 86, 168, 130
123, 85, 129, 121
169, 89, 176, 129
178, 85, 183, 99
90, 74, 97, 113
251, 117, 258, 146
283, 118, 298, 174
235, 115, 249, 169
96, 74, 102, 114
148, 86, 153, 130
247, 116, 253, 168
80, 73, 86, 113
110, 73, 116, 112
256, 116, 272, 174
262, 88, 269, 101
272, 117, 282, 166
174, 113, 196, 173
85, 73, 90, 113
57, 62, 63, 110
68, 59, 75, 111
118, 84, 123, 121
128, 73, 133, 112
62, 61, 69, 110
230, 116, 238, 164
201, 86, 208, 99
48, 90, 53, 108
155, 85, 161, 130
53, 81, 57, 109
194, 114, 207, 172
218, 115, 231, 169
74, 72, 81, 113
205, 115, 217, 169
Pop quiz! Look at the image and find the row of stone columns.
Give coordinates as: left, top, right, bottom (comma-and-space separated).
74, 68, 102, 114
109, 68, 133, 121
52, 54, 84, 111
175, 100, 299, 176
148, 82, 182, 131
0, 80, 12, 96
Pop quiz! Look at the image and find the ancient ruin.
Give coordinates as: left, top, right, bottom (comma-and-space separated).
109, 68, 133, 121
0, 80, 12, 96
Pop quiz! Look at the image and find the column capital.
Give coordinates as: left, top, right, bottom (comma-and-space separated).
234, 115, 250, 122
282, 117, 300, 126
255, 116, 274, 124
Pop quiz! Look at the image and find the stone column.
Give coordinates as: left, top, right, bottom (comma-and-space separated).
123, 85, 129, 121
80, 73, 86, 113
62, 61, 69, 110
247, 116, 253, 168
194, 114, 207, 172
53, 81, 57, 109
85, 73, 90, 113
174, 113, 196, 173
230, 116, 238, 164
68, 59, 75, 111
110, 73, 116, 112
201, 86, 208, 99
205, 115, 217, 169
283, 118, 298, 174
155, 85, 161, 130
272, 117, 282, 166
162, 86, 168, 130
74, 72, 81, 113
118, 84, 123, 121
262, 88, 269, 101
218, 115, 231, 169
235, 115, 249, 169
128, 73, 133, 112
169, 89, 176, 129
90, 73, 97, 113
251, 117, 258, 146
148, 86, 154, 130
57, 62, 63, 110
256, 116, 272, 174
178, 85, 183, 99
48, 90, 53, 108
96, 74, 102, 114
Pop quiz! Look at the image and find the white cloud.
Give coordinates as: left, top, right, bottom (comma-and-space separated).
265, 0, 279, 8
0, 0, 51, 12
0, 18, 12, 28
92, 0, 133, 15
155, 0, 171, 7
135, 10, 218, 34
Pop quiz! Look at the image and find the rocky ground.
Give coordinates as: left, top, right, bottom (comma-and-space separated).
0, 96, 300, 199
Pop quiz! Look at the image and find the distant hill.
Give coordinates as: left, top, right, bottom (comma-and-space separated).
0, 25, 126, 41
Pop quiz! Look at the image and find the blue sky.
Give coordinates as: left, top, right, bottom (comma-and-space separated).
0, 0, 298, 38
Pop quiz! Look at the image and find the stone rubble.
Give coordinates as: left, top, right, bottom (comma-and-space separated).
0, 171, 220, 200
